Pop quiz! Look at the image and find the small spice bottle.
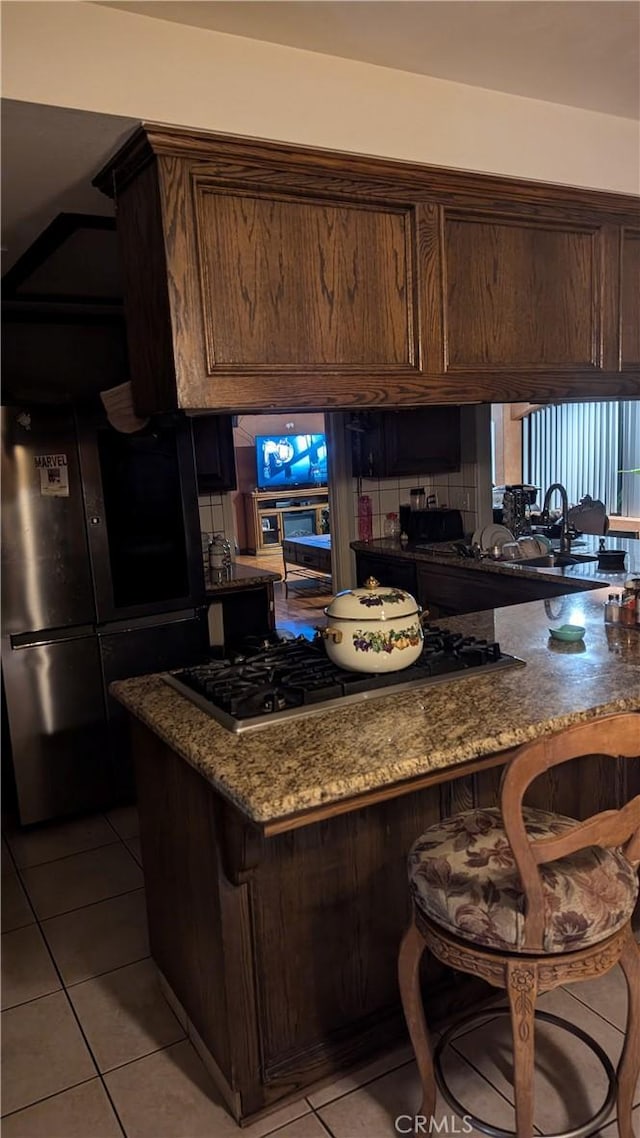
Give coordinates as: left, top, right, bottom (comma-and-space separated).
604, 594, 621, 624
620, 595, 636, 626
208, 532, 231, 581
623, 577, 640, 627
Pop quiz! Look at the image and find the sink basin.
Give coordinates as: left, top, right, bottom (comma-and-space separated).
502, 553, 598, 568
556, 553, 598, 564
502, 556, 555, 568
551, 553, 596, 566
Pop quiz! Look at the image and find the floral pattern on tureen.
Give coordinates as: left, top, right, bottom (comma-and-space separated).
352, 627, 422, 654
358, 589, 407, 607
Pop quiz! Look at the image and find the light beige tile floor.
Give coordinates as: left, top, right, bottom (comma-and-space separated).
2, 807, 639, 1138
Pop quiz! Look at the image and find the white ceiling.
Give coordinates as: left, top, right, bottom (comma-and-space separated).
98, 0, 640, 120
2, 1, 638, 274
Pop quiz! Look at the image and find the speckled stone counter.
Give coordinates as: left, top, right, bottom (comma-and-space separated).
204, 562, 281, 596
111, 584, 639, 829
351, 534, 640, 589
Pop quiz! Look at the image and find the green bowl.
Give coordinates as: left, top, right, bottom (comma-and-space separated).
548, 624, 586, 642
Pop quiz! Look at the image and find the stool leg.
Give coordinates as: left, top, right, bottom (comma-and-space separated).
398, 919, 437, 1121
616, 929, 640, 1138
506, 961, 537, 1138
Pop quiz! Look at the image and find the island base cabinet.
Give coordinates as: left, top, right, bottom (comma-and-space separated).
131, 719, 637, 1125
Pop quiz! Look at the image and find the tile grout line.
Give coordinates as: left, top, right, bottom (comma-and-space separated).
102, 808, 140, 844
450, 1005, 624, 1133
34, 882, 131, 1138
310, 1110, 337, 1137
1, 838, 20, 878
23, 883, 146, 925
252, 1104, 317, 1138
61, 952, 153, 992
0, 1073, 109, 1122
2, 952, 155, 1011
8, 836, 123, 873
46, 851, 190, 1133
559, 982, 626, 1037
448, 1039, 522, 1125
1, 850, 42, 932
37, 884, 146, 924
92, 1035, 188, 1079
2, 827, 140, 1135
302, 1056, 416, 1111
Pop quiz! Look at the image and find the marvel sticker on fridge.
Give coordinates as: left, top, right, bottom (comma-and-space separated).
35, 454, 69, 497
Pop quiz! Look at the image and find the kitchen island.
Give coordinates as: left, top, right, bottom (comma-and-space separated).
352, 533, 640, 616
112, 585, 639, 1124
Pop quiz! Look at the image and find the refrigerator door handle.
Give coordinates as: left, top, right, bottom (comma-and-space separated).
10, 625, 96, 649
96, 608, 200, 635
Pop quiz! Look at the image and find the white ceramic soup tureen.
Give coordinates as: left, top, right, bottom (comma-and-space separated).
321, 577, 427, 673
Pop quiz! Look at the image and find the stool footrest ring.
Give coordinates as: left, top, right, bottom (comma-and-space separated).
433, 1007, 617, 1138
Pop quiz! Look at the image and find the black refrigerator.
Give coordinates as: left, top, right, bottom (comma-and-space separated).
1, 402, 208, 824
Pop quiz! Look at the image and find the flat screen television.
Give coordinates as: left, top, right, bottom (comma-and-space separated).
256, 433, 328, 490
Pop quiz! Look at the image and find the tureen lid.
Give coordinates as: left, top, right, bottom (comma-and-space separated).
325, 577, 419, 621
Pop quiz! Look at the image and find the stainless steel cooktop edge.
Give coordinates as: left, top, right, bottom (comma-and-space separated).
162, 654, 525, 734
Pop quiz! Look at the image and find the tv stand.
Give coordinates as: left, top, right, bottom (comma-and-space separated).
245, 488, 330, 556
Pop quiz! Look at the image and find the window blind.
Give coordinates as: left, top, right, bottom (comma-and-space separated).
524, 401, 639, 515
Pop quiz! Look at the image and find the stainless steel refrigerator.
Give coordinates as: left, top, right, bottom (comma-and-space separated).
1, 403, 208, 824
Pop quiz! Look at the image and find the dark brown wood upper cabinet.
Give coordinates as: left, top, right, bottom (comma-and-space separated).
621, 228, 640, 371
191, 414, 237, 493
442, 212, 606, 371
350, 407, 461, 478
194, 187, 417, 370
96, 125, 640, 413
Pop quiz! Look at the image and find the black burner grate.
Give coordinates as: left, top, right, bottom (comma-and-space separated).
163, 629, 524, 733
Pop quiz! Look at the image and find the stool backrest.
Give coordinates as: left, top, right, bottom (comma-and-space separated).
500, 713, 640, 951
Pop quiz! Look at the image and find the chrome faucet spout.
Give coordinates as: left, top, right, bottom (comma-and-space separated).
541, 483, 572, 554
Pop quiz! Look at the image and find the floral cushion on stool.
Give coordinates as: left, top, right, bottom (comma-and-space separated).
408, 806, 638, 954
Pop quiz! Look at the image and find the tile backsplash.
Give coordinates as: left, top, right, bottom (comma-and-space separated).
198, 492, 237, 567
198, 492, 227, 541
352, 471, 478, 540
350, 405, 490, 541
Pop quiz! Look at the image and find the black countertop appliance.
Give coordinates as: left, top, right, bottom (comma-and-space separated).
399, 505, 464, 544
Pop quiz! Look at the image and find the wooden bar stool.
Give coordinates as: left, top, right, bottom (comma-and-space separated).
398, 713, 640, 1138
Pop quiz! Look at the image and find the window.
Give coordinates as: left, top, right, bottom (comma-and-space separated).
524, 401, 640, 516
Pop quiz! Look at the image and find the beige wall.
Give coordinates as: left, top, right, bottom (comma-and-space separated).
3, 1, 638, 194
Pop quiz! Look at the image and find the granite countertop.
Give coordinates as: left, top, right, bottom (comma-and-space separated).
351, 534, 640, 588
204, 562, 281, 595
112, 583, 639, 830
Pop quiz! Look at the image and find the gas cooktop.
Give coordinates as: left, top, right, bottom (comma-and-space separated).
163, 629, 524, 733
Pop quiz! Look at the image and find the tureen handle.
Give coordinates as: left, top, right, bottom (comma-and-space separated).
319, 626, 343, 645
364, 577, 380, 590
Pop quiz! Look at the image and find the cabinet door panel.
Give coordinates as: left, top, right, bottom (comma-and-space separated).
194, 187, 417, 369
350, 407, 461, 478
621, 228, 640, 371
443, 214, 600, 370
192, 415, 237, 492
382, 406, 461, 476
355, 553, 418, 594
416, 562, 591, 615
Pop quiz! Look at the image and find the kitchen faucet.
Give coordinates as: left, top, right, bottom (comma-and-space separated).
540, 483, 572, 554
